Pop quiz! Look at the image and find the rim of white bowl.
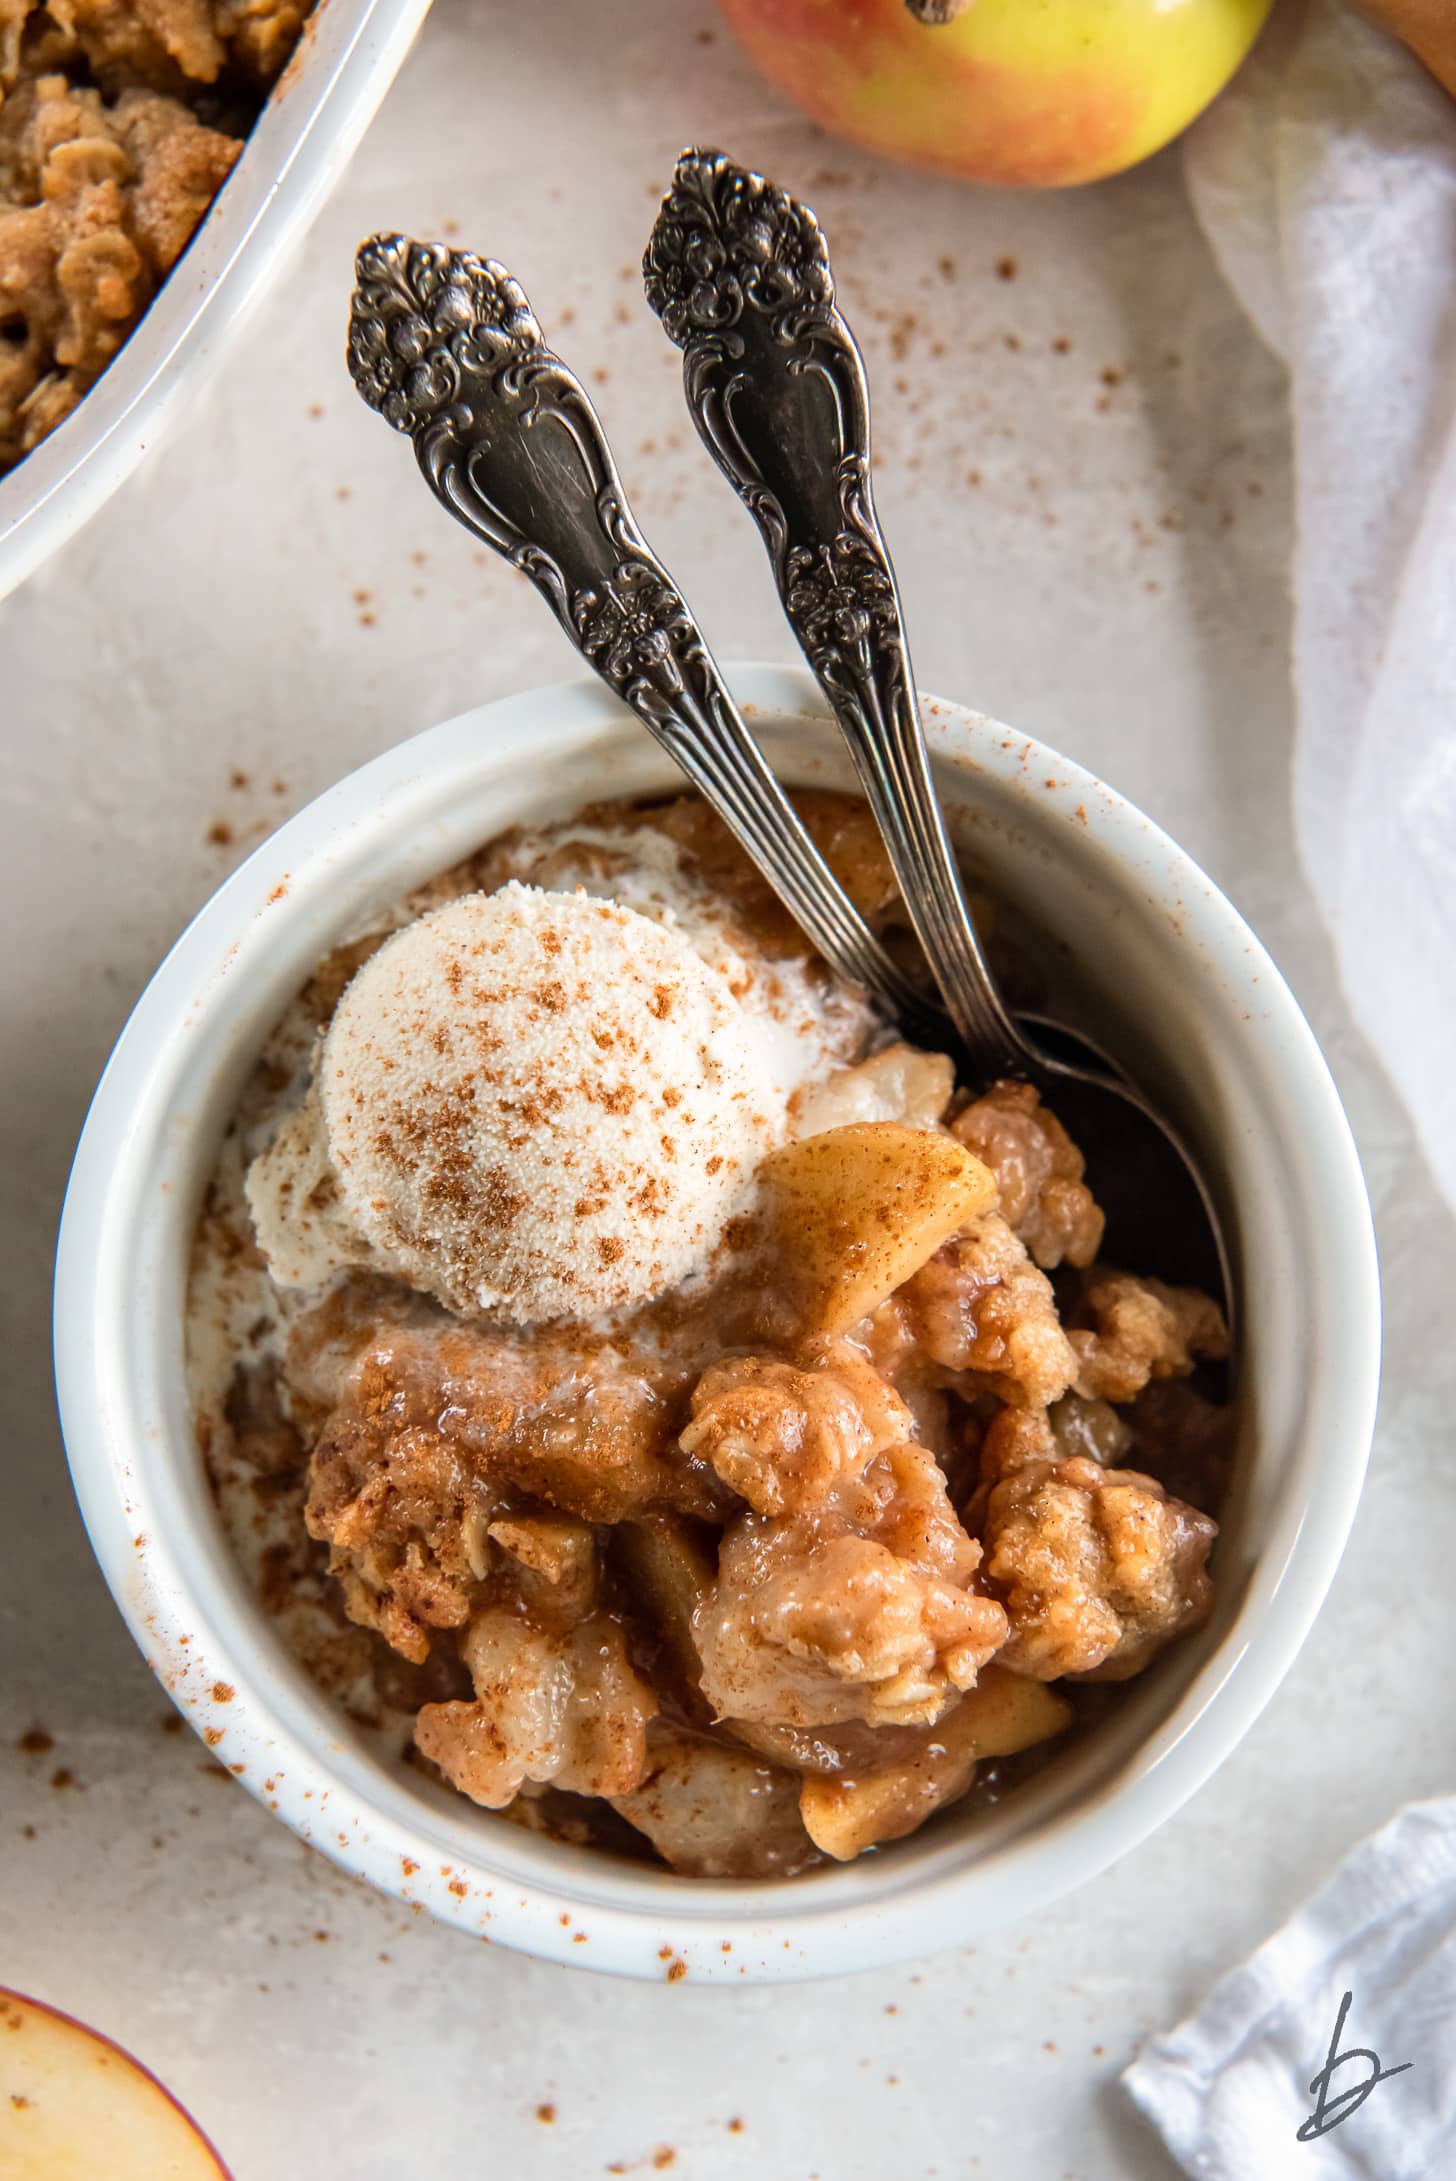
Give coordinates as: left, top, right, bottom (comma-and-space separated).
54, 664, 1381, 1982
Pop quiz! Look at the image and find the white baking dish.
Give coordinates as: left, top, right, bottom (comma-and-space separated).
0, 0, 433, 603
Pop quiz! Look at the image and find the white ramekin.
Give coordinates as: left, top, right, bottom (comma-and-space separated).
54, 665, 1380, 1983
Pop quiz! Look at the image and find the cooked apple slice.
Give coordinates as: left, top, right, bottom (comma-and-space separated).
0, 1988, 229, 2178
610, 1729, 819, 1878
799, 1666, 1072, 1861
763, 1121, 995, 1334
794, 1044, 956, 1135
936, 1664, 1074, 1762
616, 1517, 718, 1704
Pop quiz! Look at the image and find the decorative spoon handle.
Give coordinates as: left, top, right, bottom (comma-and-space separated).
643, 151, 1025, 1077
346, 233, 936, 1038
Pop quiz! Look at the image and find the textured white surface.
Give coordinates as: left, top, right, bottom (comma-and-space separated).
2, 0, 1452, 2175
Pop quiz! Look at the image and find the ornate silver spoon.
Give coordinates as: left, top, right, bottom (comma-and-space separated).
644, 152, 1230, 1303
345, 233, 940, 1043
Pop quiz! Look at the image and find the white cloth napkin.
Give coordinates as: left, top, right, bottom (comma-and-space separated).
1123, 1797, 1456, 2178
1183, 0, 1456, 1210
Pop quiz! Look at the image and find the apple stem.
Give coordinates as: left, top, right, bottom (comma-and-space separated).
904, 0, 975, 22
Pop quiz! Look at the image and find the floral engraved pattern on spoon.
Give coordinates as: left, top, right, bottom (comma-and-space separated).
574, 564, 696, 693
643, 148, 834, 348
348, 234, 541, 433
785, 535, 901, 665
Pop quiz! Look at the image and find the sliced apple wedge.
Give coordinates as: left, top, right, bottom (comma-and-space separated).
0, 1988, 229, 2179
616, 1517, 718, 1700
800, 1667, 1073, 1861
763, 1121, 996, 1335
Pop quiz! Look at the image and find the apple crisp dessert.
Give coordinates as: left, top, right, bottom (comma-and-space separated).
191, 791, 1232, 1878
0, 0, 316, 475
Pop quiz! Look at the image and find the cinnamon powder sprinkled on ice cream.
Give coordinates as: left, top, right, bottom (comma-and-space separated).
248, 884, 795, 1322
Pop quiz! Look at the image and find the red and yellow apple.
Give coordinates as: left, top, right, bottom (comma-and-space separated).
0, 1989, 230, 2180
717, 0, 1277, 188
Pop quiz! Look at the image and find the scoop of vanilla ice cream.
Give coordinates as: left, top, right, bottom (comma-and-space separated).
247, 883, 791, 1323
245, 1088, 376, 1291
